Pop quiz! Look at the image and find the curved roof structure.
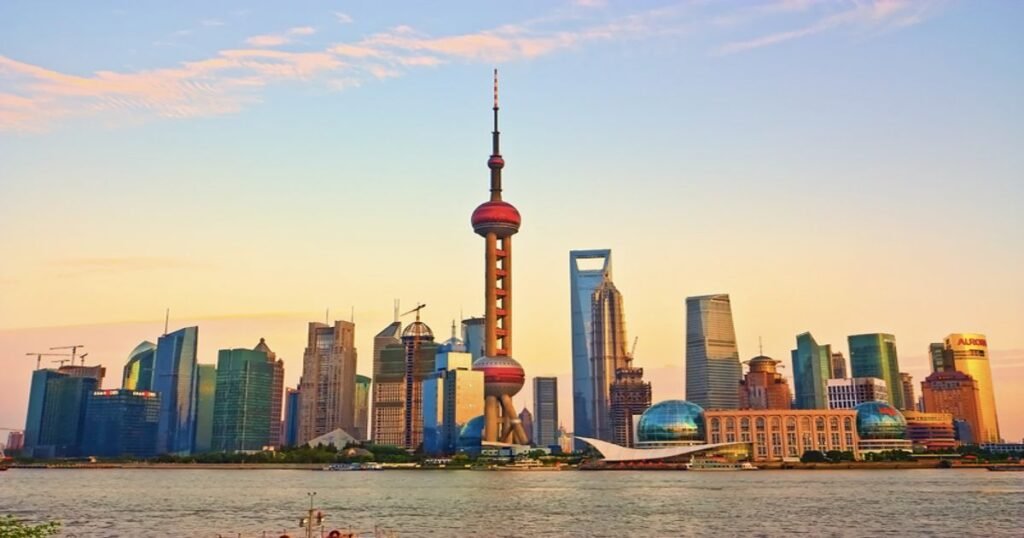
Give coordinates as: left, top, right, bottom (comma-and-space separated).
577, 436, 748, 463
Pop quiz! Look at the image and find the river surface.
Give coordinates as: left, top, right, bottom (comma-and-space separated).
1, 468, 1021, 537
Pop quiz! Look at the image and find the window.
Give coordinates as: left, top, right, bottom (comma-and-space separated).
756, 433, 767, 457
831, 432, 840, 447
830, 417, 840, 431
786, 418, 796, 432
741, 418, 751, 432
787, 432, 798, 455
801, 417, 811, 430
726, 418, 736, 432
771, 417, 781, 431
711, 433, 720, 443
756, 417, 766, 431
817, 433, 827, 450
844, 417, 853, 431
726, 432, 736, 443
845, 433, 853, 447
815, 417, 826, 431
711, 418, 720, 432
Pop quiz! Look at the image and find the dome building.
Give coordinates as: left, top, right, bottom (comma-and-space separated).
636, 400, 706, 447
855, 401, 912, 453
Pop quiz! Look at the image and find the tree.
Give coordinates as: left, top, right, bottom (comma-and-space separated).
0, 515, 61, 537
800, 450, 828, 463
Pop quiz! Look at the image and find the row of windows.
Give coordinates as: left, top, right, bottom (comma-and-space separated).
709, 416, 854, 432
712, 431, 855, 457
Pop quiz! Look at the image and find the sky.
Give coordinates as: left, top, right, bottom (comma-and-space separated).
1, 1, 1022, 441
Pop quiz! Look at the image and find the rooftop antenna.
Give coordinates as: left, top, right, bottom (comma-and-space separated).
489, 68, 503, 201
164, 308, 170, 336
393, 299, 400, 323
451, 319, 457, 340
759, 336, 763, 356
325, 308, 329, 325
351, 306, 355, 323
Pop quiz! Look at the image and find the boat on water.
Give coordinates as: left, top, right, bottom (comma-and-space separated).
986, 465, 1024, 472
321, 462, 384, 471
685, 458, 758, 471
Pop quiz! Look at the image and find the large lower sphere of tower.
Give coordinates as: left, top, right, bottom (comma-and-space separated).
473, 355, 525, 397
471, 200, 521, 237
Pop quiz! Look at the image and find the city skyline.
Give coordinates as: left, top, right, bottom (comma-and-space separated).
2, 1, 1023, 442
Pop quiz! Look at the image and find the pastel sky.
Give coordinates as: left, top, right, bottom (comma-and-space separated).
2, 1, 1022, 441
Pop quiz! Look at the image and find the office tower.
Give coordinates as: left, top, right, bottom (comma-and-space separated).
462, 317, 486, 360
791, 332, 831, 410
193, 364, 216, 453
557, 425, 574, 454
283, 388, 300, 447
569, 248, 612, 442
921, 370, 982, 444
739, 355, 792, 410
830, 352, 847, 379
944, 334, 1000, 443
298, 320, 358, 444
153, 326, 200, 455
470, 71, 529, 446
827, 377, 889, 409
685, 294, 742, 410
930, 342, 952, 373
591, 275, 630, 441
848, 333, 904, 410
436, 351, 484, 454
354, 375, 371, 441
81, 389, 160, 458
58, 364, 106, 383
254, 338, 285, 448
374, 316, 440, 449
609, 366, 651, 447
533, 377, 559, 447
371, 320, 401, 441
899, 373, 915, 412
212, 348, 274, 451
22, 369, 99, 458
122, 341, 156, 390
5, 431, 24, 453
519, 408, 534, 444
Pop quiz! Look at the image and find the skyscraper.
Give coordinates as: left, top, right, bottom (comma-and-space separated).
298, 320, 358, 444
212, 348, 274, 452
354, 374, 371, 441
899, 373, 915, 412
81, 389, 160, 458
921, 370, 983, 444
848, 333, 904, 410
532, 377, 559, 448
791, 332, 831, 410
374, 317, 440, 449
423, 349, 484, 454
827, 377, 889, 409
518, 408, 534, 445
685, 294, 742, 410
590, 275, 630, 441
461, 317, 486, 361
609, 366, 651, 447
122, 341, 156, 390
371, 320, 401, 441
283, 388, 300, 447
23, 368, 99, 458
193, 364, 216, 453
470, 71, 528, 446
153, 326, 199, 455
254, 338, 285, 448
830, 352, 847, 379
739, 355, 792, 410
569, 248, 612, 443
944, 333, 1000, 443
929, 342, 951, 373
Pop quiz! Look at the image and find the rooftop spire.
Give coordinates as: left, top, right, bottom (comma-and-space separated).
488, 68, 505, 200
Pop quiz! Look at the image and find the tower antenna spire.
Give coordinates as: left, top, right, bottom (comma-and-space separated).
488, 68, 504, 201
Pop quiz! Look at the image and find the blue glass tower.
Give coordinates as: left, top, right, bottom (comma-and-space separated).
685, 294, 742, 410
791, 332, 831, 409
153, 326, 199, 455
283, 388, 300, 447
569, 249, 612, 443
23, 369, 98, 458
81, 389, 161, 458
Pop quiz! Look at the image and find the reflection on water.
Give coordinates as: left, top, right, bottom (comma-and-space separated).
2, 469, 1021, 537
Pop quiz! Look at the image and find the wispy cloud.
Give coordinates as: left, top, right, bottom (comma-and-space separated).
334, 12, 354, 24
51, 256, 210, 277
201, 19, 225, 27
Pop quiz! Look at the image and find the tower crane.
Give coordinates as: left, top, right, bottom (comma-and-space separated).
400, 303, 427, 321
50, 345, 86, 366
25, 352, 70, 370
630, 336, 639, 358
51, 359, 72, 368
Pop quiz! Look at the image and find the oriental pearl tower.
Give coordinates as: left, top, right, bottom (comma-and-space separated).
470, 70, 529, 445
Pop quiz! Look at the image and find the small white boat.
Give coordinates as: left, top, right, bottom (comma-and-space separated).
685, 458, 758, 471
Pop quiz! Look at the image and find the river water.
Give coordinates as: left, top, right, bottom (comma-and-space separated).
1, 468, 1021, 537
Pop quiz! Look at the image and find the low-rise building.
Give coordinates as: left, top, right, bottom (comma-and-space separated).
902, 411, 956, 452
705, 408, 859, 461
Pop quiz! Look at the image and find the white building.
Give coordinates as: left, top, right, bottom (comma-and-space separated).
827, 377, 888, 409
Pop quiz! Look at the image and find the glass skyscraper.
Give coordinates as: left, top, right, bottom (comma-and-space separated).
283, 388, 300, 447
81, 389, 160, 458
193, 364, 216, 453
684, 294, 742, 410
591, 274, 630, 441
122, 341, 156, 390
153, 326, 200, 455
791, 332, 831, 409
354, 374, 371, 441
944, 333, 999, 443
23, 369, 99, 458
532, 377, 559, 448
569, 248, 612, 442
848, 333, 904, 410
212, 348, 274, 452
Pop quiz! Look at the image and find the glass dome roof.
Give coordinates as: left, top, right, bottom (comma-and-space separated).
456, 415, 485, 452
855, 401, 907, 440
402, 321, 434, 340
636, 400, 705, 444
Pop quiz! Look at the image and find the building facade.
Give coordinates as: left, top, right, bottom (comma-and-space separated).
81, 389, 160, 458
354, 375, 371, 441
929, 342, 951, 373
283, 388, 300, 447
569, 248, 612, 443
590, 275, 630, 441
609, 367, 651, 447
848, 333, 904, 410
920, 370, 983, 445
254, 338, 285, 448
944, 333, 999, 443
739, 356, 792, 410
23, 369, 99, 458
902, 411, 956, 451
5, 431, 24, 453
705, 409, 860, 461
298, 321, 358, 444
791, 332, 831, 410
899, 373, 915, 412
827, 377, 889, 409
371, 320, 402, 441
153, 326, 200, 455
533, 377, 559, 448
830, 352, 847, 379
461, 317, 486, 361
685, 294, 742, 410
374, 321, 439, 449
193, 364, 216, 453
122, 341, 156, 390
518, 408, 534, 445
212, 348, 274, 452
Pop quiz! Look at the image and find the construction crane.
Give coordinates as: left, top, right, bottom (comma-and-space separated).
630, 336, 639, 358
51, 358, 72, 368
50, 344, 86, 366
400, 303, 426, 321
25, 352, 70, 370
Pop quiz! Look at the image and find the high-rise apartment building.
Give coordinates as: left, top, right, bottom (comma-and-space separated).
254, 338, 285, 448
371, 320, 401, 441
899, 373, 915, 412
921, 370, 982, 444
848, 333, 904, 410
685, 294, 742, 410
374, 319, 439, 449
283, 388, 300, 447
354, 375, 371, 441
609, 366, 651, 447
791, 332, 831, 410
944, 334, 1000, 443
827, 377, 889, 409
81, 389, 160, 458
193, 364, 216, 453
739, 355, 792, 410
212, 348, 274, 452
591, 275, 631, 441
830, 352, 847, 379
23, 369, 99, 458
298, 321, 358, 444
569, 249, 612, 442
532, 377, 559, 448
122, 341, 156, 390
153, 326, 199, 455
